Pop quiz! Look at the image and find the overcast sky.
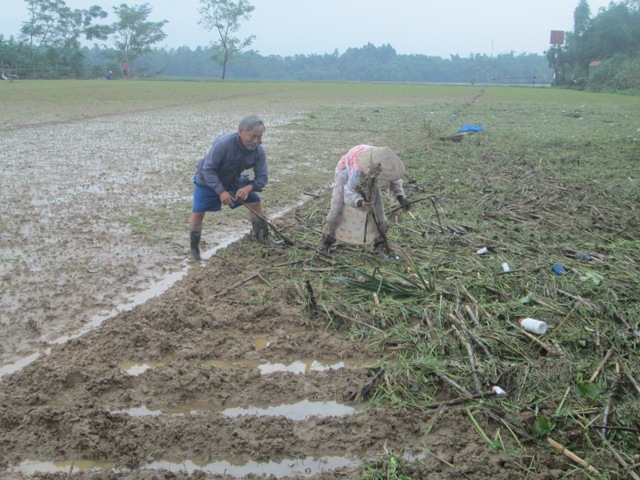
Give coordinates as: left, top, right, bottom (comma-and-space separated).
2, 0, 614, 58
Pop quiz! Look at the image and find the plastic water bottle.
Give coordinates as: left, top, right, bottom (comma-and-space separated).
575, 252, 592, 261
518, 318, 548, 335
551, 263, 567, 275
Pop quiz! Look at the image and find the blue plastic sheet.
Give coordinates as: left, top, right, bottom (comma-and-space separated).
458, 124, 485, 133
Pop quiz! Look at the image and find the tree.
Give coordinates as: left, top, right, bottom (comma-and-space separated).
0, 35, 24, 74
110, 3, 167, 78
561, 0, 640, 91
197, 0, 255, 80
573, 0, 592, 36
19, 0, 109, 78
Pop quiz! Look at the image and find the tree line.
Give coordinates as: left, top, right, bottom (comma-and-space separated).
82, 43, 551, 85
1, 0, 638, 93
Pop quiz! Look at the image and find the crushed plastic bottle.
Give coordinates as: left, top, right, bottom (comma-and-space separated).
575, 252, 592, 261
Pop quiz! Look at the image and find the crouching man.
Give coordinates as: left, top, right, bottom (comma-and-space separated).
188, 114, 275, 261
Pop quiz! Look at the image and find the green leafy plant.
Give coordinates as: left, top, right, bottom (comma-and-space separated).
467, 409, 504, 451
333, 264, 432, 301
574, 380, 602, 404
532, 414, 554, 437
357, 454, 412, 480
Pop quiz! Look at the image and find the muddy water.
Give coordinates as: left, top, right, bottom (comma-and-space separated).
109, 399, 357, 419
0, 235, 237, 379
0, 199, 310, 380
14, 455, 363, 477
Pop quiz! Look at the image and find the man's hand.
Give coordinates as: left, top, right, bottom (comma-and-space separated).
235, 185, 253, 201
397, 196, 411, 211
226, 185, 254, 204
219, 191, 233, 206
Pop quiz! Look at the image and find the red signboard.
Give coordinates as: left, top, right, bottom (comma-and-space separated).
550, 30, 565, 45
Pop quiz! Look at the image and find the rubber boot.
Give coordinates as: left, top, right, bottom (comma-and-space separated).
373, 238, 390, 260
319, 234, 335, 254
252, 218, 276, 245
189, 230, 201, 261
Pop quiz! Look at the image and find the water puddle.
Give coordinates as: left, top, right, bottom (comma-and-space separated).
0, 351, 46, 378
221, 399, 357, 420
210, 359, 347, 374
110, 399, 357, 420
120, 358, 348, 376
14, 459, 117, 476
254, 336, 270, 350
111, 405, 167, 417
12, 455, 361, 477
145, 455, 360, 477
120, 359, 173, 376
261, 359, 346, 374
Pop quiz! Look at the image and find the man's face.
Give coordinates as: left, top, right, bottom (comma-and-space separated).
238, 125, 264, 150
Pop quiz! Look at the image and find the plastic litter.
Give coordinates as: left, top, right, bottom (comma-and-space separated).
518, 318, 548, 335
458, 124, 485, 133
491, 385, 507, 395
551, 263, 567, 275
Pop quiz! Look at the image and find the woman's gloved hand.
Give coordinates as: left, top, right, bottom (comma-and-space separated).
397, 196, 410, 211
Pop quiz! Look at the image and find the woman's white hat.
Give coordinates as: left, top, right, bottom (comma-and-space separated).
356, 146, 406, 181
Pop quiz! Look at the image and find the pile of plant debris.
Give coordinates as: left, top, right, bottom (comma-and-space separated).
264, 106, 640, 478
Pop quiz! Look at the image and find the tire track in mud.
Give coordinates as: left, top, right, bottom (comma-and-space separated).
0, 235, 430, 479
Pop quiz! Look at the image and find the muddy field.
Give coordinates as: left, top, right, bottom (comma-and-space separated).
1, 81, 639, 479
